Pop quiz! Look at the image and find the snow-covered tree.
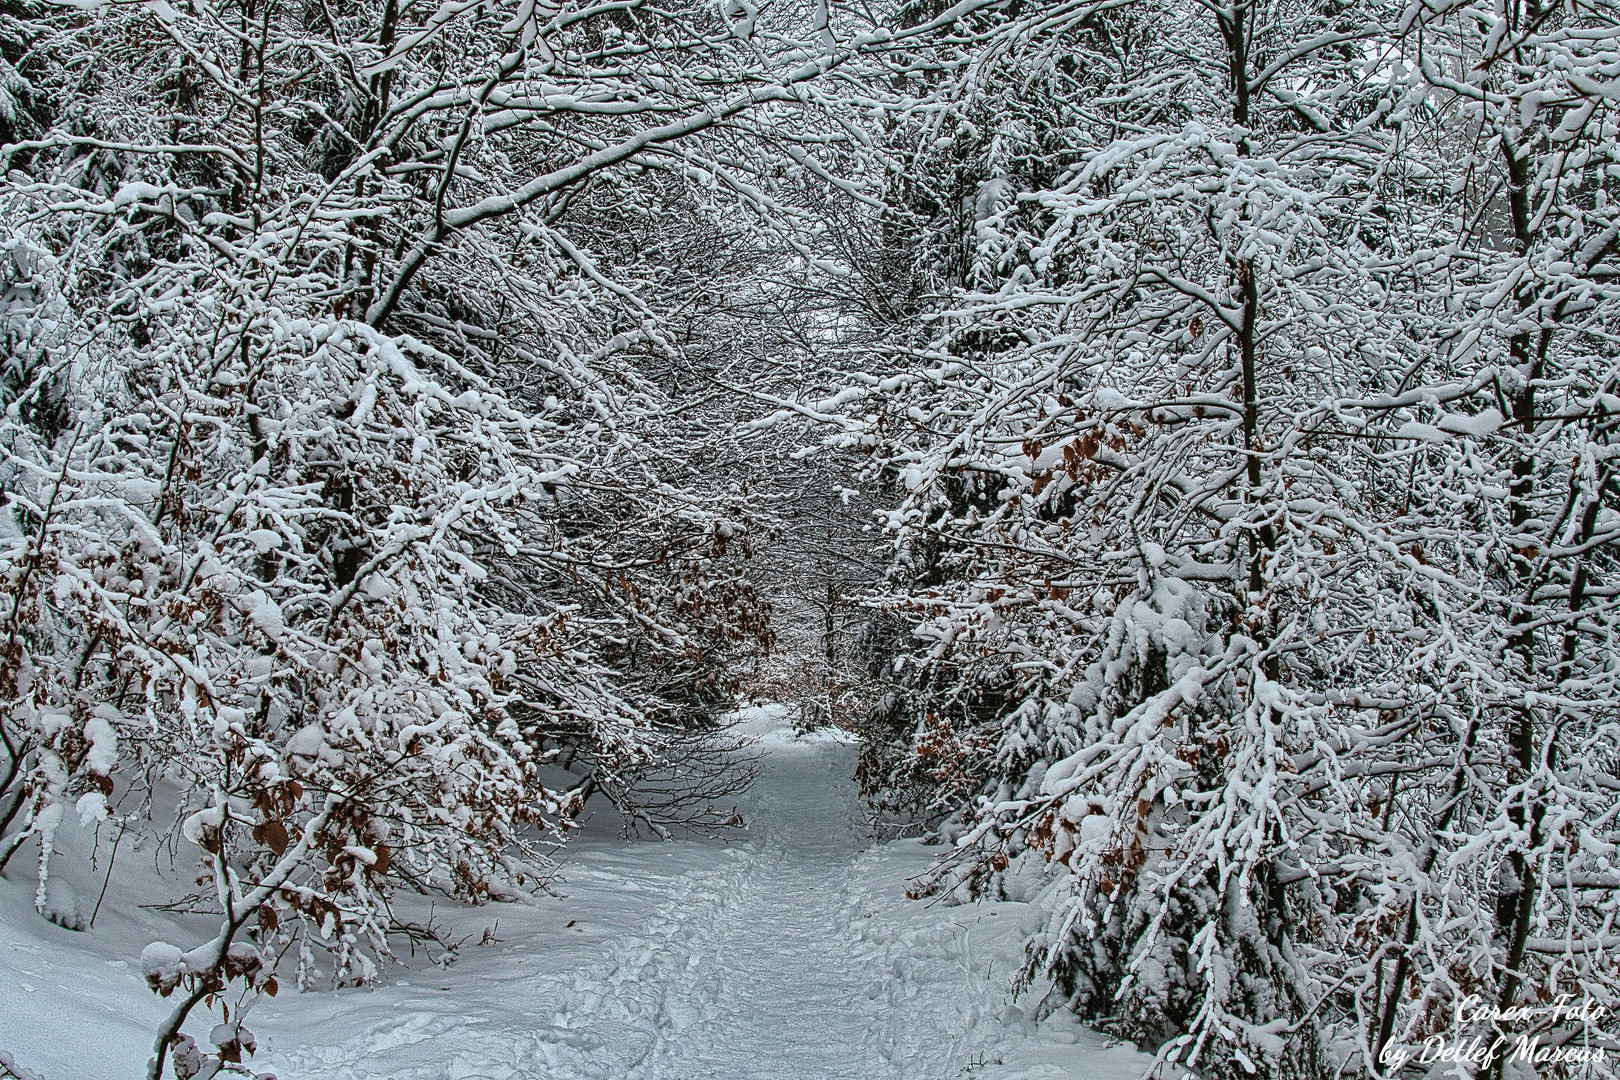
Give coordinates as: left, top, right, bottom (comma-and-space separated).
10, 0, 1620, 1070
792, 0, 1620, 1075
0, 0, 951, 1069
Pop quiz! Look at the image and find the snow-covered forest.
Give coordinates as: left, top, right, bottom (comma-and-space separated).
2, 0, 1620, 1073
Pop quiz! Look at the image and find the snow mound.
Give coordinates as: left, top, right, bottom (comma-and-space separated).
39, 878, 85, 932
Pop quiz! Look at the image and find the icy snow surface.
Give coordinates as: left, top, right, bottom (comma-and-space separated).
0, 706, 1152, 1080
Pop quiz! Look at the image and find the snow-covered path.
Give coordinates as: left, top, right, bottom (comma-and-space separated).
630, 726, 896, 1079
607, 720, 970, 1080
262, 718, 1018, 1080
1, 710, 1152, 1080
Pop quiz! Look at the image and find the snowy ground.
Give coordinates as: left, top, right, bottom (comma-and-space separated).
0, 706, 1153, 1080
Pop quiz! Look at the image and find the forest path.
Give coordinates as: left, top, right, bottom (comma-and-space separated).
603, 712, 978, 1080
0, 707, 1153, 1080
242, 708, 1153, 1080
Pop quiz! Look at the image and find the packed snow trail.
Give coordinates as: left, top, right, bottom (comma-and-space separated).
611, 719, 966, 1080
0, 709, 1152, 1080
265, 717, 1012, 1080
